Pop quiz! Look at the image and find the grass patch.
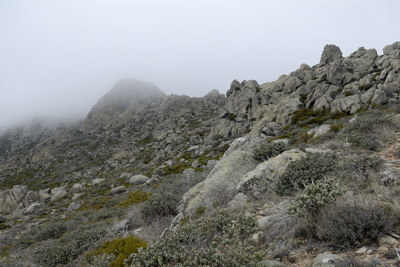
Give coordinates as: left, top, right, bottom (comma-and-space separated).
119, 190, 152, 208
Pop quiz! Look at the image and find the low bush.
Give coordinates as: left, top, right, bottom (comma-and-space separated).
34, 221, 67, 242
339, 110, 398, 150
276, 152, 337, 195
18, 221, 67, 248
330, 123, 343, 132
130, 211, 264, 267
90, 206, 124, 221
34, 223, 109, 266
253, 142, 290, 161
289, 179, 343, 217
316, 199, 396, 248
290, 108, 328, 126
85, 236, 147, 267
140, 192, 180, 222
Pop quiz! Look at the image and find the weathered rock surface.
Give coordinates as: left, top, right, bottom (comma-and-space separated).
50, 187, 68, 203
182, 137, 259, 216
312, 252, 343, 267
0, 185, 28, 213
237, 149, 306, 199
128, 174, 149, 185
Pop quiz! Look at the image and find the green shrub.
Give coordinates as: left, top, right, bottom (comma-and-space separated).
340, 111, 398, 150
34, 223, 109, 266
86, 253, 114, 267
119, 190, 152, 208
0, 223, 11, 230
330, 123, 343, 132
276, 152, 337, 195
34, 221, 67, 241
18, 221, 67, 248
162, 161, 191, 175
90, 207, 124, 221
316, 200, 395, 248
253, 142, 290, 161
290, 108, 328, 126
289, 179, 343, 217
85, 236, 147, 267
34, 243, 70, 267
130, 211, 263, 267
141, 192, 180, 222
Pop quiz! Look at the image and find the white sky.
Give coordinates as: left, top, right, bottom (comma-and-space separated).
0, 0, 399, 128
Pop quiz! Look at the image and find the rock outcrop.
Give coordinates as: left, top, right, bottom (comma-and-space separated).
181, 137, 260, 216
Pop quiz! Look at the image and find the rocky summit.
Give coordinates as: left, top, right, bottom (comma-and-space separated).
1, 42, 400, 266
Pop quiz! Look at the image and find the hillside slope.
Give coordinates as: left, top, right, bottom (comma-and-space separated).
0, 42, 400, 266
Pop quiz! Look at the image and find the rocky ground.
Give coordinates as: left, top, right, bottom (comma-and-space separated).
0, 42, 400, 266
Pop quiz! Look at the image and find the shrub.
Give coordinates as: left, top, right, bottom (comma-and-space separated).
162, 161, 192, 175
85, 236, 147, 267
119, 190, 152, 208
253, 142, 290, 161
316, 199, 395, 248
90, 206, 124, 221
334, 256, 376, 267
34, 221, 67, 241
86, 253, 114, 267
289, 179, 343, 217
18, 221, 67, 248
276, 152, 337, 195
130, 211, 264, 267
0, 223, 11, 230
34, 243, 70, 267
34, 223, 109, 266
330, 123, 343, 132
290, 108, 328, 126
141, 192, 179, 222
340, 111, 398, 150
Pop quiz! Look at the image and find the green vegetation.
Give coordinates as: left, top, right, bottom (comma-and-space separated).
253, 142, 290, 161
162, 161, 193, 175
33, 223, 108, 267
339, 109, 398, 150
85, 236, 147, 267
141, 192, 180, 222
276, 152, 337, 195
330, 122, 344, 132
290, 108, 348, 127
130, 211, 264, 267
316, 199, 396, 248
119, 190, 152, 208
289, 179, 343, 217
79, 195, 113, 210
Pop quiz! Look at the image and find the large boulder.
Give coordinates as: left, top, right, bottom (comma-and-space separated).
128, 174, 149, 185
181, 137, 260, 216
383, 41, 400, 55
312, 252, 343, 267
236, 149, 306, 199
24, 202, 46, 215
50, 187, 68, 203
330, 95, 361, 114
320, 44, 343, 65
0, 185, 28, 213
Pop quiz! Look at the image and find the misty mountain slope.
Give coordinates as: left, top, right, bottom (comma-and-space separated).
0, 42, 400, 266
80, 79, 166, 133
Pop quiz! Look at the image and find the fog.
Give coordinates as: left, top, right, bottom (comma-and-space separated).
1, 0, 399, 129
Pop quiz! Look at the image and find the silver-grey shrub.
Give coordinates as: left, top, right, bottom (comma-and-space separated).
253, 142, 290, 162
276, 152, 337, 195
130, 211, 263, 267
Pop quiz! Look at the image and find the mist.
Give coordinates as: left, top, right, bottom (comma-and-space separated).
1, 0, 399, 129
